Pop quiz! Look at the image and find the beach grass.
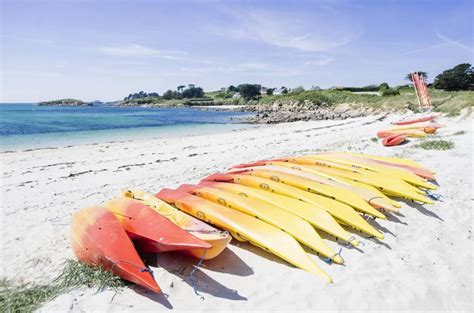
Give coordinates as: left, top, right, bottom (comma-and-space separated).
415, 139, 454, 150
207, 88, 473, 113
0, 260, 124, 312
0, 279, 58, 313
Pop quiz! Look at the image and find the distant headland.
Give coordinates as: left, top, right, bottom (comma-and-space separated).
37, 99, 102, 106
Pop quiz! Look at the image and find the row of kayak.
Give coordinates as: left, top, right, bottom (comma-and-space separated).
71, 152, 438, 292
378, 115, 445, 146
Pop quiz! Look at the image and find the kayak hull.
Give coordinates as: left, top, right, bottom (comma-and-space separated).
121, 189, 231, 260
203, 173, 384, 240
104, 197, 212, 253
229, 166, 386, 219
199, 180, 360, 247
392, 114, 439, 125
382, 134, 407, 146
156, 188, 333, 282
177, 183, 342, 264
71, 206, 161, 293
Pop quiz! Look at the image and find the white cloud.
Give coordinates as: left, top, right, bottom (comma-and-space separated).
436, 33, 472, 52
97, 44, 187, 59
180, 62, 309, 77
181, 62, 271, 73
213, 7, 359, 52
402, 33, 472, 56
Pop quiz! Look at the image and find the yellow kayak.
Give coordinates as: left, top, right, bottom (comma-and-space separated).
203, 173, 384, 239
285, 156, 363, 172
230, 166, 386, 219
317, 152, 436, 180
331, 152, 434, 174
314, 154, 437, 189
120, 189, 231, 260
256, 161, 399, 212
281, 157, 403, 208
201, 181, 360, 247
177, 184, 343, 264
156, 188, 333, 282
290, 158, 433, 203
334, 176, 402, 209
307, 154, 436, 190
304, 165, 433, 204
378, 129, 428, 138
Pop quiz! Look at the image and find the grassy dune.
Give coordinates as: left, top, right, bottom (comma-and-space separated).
119, 88, 473, 117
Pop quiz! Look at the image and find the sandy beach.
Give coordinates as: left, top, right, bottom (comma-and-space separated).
1, 113, 472, 312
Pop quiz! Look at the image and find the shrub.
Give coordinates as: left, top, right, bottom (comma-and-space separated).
433, 63, 473, 91
380, 88, 400, 96
290, 86, 305, 93
379, 82, 390, 89
238, 84, 261, 100
415, 140, 454, 150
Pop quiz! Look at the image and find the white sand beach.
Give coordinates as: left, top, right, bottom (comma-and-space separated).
1, 113, 472, 312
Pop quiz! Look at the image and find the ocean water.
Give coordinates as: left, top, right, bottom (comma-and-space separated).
0, 104, 253, 150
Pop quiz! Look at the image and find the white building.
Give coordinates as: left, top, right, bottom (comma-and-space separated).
273, 87, 288, 95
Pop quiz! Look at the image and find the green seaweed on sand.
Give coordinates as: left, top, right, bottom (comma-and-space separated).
0, 260, 124, 313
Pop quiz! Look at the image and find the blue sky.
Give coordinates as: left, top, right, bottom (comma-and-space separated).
1, 0, 472, 102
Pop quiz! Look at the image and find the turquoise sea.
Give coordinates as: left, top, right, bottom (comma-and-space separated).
0, 104, 253, 150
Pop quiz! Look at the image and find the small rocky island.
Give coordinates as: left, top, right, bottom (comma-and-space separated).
37, 99, 95, 106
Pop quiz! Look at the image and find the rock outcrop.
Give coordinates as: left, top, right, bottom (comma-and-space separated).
243, 100, 382, 123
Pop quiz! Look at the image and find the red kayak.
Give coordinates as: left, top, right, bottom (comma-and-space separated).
382, 134, 407, 146
392, 114, 440, 125
104, 197, 212, 253
71, 206, 161, 293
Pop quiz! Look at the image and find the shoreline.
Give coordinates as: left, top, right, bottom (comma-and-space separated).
0, 122, 257, 153
1, 113, 472, 311
0, 104, 255, 152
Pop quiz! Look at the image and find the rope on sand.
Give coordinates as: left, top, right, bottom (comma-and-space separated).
190, 250, 207, 301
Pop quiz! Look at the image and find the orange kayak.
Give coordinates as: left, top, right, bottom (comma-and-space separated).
104, 197, 211, 253
377, 129, 427, 138
71, 206, 161, 293
121, 189, 231, 260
